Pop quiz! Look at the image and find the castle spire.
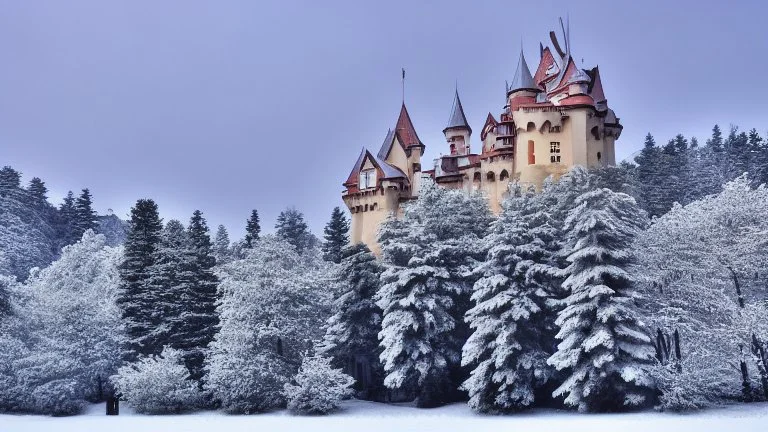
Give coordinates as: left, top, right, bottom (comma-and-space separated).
507, 47, 538, 94
443, 87, 471, 134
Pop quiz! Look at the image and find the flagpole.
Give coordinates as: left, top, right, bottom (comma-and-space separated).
401, 68, 405, 103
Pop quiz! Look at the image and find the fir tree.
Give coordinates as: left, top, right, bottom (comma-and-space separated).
58, 191, 77, 246
275, 207, 314, 254
634, 133, 665, 217
26, 178, 48, 208
462, 184, 558, 413
376, 181, 491, 407
74, 188, 98, 240
244, 209, 261, 248
0, 166, 21, 197
213, 224, 231, 265
319, 243, 383, 399
182, 210, 220, 381
117, 199, 164, 362
146, 220, 196, 356
548, 188, 656, 412
321, 207, 350, 263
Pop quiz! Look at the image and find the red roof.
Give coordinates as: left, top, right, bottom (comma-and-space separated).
589, 66, 607, 105
395, 103, 422, 149
510, 95, 536, 111
558, 94, 595, 107
480, 112, 498, 141
534, 47, 555, 87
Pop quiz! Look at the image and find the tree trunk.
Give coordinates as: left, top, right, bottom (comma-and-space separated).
751, 334, 768, 400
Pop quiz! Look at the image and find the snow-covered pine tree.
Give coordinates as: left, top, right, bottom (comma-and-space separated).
283, 354, 355, 415
321, 206, 350, 263
275, 207, 316, 254
74, 188, 98, 239
634, 133, 667, 217
548, 188, 656, 412
113, 347, 202, 414
462, 183, 558, 413
26, 177, 48, 208
145, 220, 196, 359
376, 180, 491, 407
0, 275, 28, 412
319, 243, 383, 399
206, 236, 332, 413
213, 224, 231, 265
57, 191, 78, 246
244, 209, 261, 248
181, 210, 220, 382
117, 199, 164, 362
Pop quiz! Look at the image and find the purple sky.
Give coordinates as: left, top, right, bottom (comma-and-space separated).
1, 0, 766, 238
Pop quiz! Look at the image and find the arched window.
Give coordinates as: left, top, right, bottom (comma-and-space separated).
591, 126, 600, 140
371, 202, 378, 211
500, 170, 509, 181
597, 152, 602, 163
486, 171, 495, 182
540, 120, 551, 133
473, 172, 481, 182
526, 122, 536, 132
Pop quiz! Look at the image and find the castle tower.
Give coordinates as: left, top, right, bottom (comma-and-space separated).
341, 103, 425, 254
443, 89, 472, 156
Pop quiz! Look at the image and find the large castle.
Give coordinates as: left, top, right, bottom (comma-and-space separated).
342, 20, 622, 254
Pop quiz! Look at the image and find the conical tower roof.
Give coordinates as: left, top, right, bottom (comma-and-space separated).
394, 103, 423, 149
443, 89, 471, 134
507, 49, 539, 94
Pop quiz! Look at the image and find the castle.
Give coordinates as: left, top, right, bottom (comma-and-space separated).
342, 20, 622, 254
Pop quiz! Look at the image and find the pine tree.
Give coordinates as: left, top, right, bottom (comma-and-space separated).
634, 133, 665, 217
462, 184, 558, 413
0, 166, 21, 197
319, 243, 383, 399
321, 207, 350, 263
182, 210, 220, 381
376, 181, 491, 407
74, 188, 98, 240
547, 188, 656, 412
26, 178, 48, 208
244, 209, 261, 248
117, 199, 164, 362
275, 207, 314, 254
213, 224, 231, 265
748, 129, 768, 186
146, 220, 196, 357
58, 191, 77, 245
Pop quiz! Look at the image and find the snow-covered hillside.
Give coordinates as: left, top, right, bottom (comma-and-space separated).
1, 400, 767, 432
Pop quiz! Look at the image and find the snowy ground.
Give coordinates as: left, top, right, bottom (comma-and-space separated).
1, 400, 767, 432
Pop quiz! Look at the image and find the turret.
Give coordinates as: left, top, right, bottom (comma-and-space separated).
506, 48, 540, 111
443, 89, 471, 155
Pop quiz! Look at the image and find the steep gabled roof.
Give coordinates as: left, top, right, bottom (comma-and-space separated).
394, 103, 423, 149
480, 112, 498, 141
344, 145, 407, 190
508, 49, 539, 93
533, 47, 557, 87
588, 66, 607, 109
444, 89, 471, 134
344, 147, 367, 187
376, 129, 396, 160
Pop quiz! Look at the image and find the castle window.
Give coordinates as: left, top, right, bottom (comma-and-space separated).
364, 204, 368, 212
526, 122, 536, 132
450, 143, 457, 155
528, 140, 536, 165
371, 203, 378, 211
550, 142, 561, 163
500, 170, 509, 181
591, 126, 600, 140
486, 171, 495, 182
597, 152, 602, 163
473, 172, 481, 182
549, 125, 561, 133
359, 169, 377, 189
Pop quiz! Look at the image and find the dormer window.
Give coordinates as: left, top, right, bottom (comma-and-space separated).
359, 169, 377, 189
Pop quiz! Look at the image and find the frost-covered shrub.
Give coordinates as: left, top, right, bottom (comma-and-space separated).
206, 236, 332, 413
284, 355, 355, 415
113, 348, 201, 414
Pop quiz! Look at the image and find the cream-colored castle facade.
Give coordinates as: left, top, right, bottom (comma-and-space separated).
342, 21, 623, 254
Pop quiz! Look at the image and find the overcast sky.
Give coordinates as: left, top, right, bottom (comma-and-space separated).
1, 0, 766, 238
